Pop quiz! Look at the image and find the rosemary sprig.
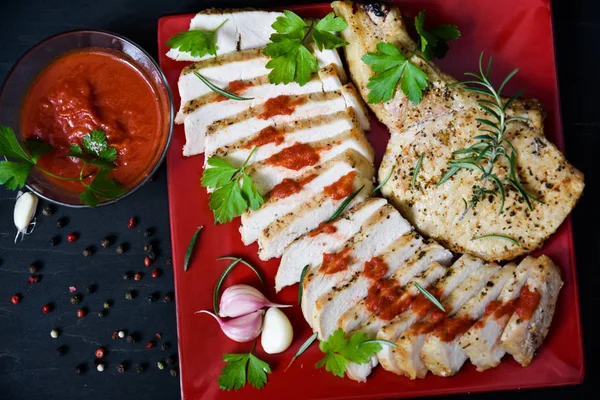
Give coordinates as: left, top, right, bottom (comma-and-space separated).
298, 264, 310, 306
413, 282, 445, 312
285, 332, 318, 371
372, 168, 393, 193
411, 153, 424, 188
438, 53, 540, 217
194, 72, 254, 101
184, 226, 203, 271
472, 234, 520, 247
326, 185, 364, 223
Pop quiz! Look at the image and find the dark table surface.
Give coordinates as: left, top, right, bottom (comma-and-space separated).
0, 0, 597, 399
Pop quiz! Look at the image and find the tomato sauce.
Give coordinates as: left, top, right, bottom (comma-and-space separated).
324, 171, 356, 200
215, 80, 253, 102
412, 309, 447, 334
21, 49, 162, 193
362, 257, 388, 280
320, 247, 353, 274
258, 95, 304, 120
474, 299, 517, 328
433, 317, 475, 342
308, 221, 337, 237
265, 142, 320, 170
245, 126, 285, 148
269, 174, 317, 200
365, 280, 412, 320
515, 285, 541, 320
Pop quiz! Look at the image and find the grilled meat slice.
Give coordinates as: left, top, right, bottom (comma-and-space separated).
332, 0, 584, 261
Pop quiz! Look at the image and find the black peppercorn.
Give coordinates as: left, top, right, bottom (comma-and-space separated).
125, 291, 134, 300
70, 295, 81, 305
48, 236, 58, 246
166, 258, 172, 266
170, 367, 178, 377
97, 310, 105, 318
143, 243, 153, 253
75, 364, 85, 374
147, 251, 156, 261
56, 217, 67, 228
42, 206, 53, 216
165, 355, 177, 366
123, 272, 132, 280
135, 363, 146, 373
163, 292, 173, 303
28, 262, 40, 274
101, 237, 110, 248
146, 293, 158, 303
155, 332, 163, 340
86, 284, 96, 294
116, 363, 126, 373
143, 229, 153, 237
126, 335, 135, 344
83, 247, 93, 257
56, 345, 67, 356
161, 342, 171, 351
116, 244, 125, 255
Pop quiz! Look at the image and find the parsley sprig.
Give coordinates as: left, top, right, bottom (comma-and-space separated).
201, 147, 264, 224
264, 11, 348, 86
218, 342, 271, 391
437, 53, 541, 219
0, 126, 125, 207
316, 328, 396, 378
362, 11, 460, 104
166, 19, 227, 58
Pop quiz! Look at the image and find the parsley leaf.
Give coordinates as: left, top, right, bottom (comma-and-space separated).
23, 139, 53, 163
264, 11, 348, 86
166, 19, 227, 58
414, 11, 460, 61
0, 162, 32, 190
0, 126, 32, 163
201, 147, 264, 224
218, 352, 271, 391
362, 42, 428, 104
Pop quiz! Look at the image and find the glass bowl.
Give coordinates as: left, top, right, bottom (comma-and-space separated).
0, 30, 173, 207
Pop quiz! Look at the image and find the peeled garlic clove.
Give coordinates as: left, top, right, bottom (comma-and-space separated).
14, 191, 38, 243
261, 307, 293, 354
219, 284, 291, 318
196, 309, 264, 343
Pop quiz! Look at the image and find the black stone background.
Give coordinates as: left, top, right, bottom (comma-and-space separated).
0, 0, 597, 399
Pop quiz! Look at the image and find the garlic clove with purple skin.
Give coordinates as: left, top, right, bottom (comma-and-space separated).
218, 284, 291, 318
196, 309, 264, 343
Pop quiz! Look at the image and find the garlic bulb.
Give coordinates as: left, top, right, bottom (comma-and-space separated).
261, 307, 293, 354
197, 309, 264, 343
219, 284, 291, 318
13, 191, 38, 243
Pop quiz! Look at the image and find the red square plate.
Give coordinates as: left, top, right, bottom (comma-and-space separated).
158, 1, 584, 398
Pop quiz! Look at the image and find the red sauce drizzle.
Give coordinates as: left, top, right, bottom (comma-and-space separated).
515, 285, 541, 320
269, 174, 317, 200
308, 221, 338, 237
365, 280, 413, 320
244, 126, 285, 148
320, 248, 353, 274
411, 309, 447, 334
474, 299, 517, 328
264, 142, 320, 170
362, 257, 388, 280
323, 171, 357, 200
433, 317, 475, 342
214, 80, 253, 102
258, 95, 304, 119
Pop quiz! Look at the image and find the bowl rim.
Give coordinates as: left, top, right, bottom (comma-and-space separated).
0, 28, 174, 208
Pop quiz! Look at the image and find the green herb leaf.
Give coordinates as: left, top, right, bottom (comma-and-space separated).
414, 11, 460, 61
23, 139, 53, 163
372, 168, 393, 193
362, 42, 428, 105
193, 72, 254, 101
201, 148, 264, 224
218, 351, 271, 391
316, 328, 394, 378
81, 167, 126, 207
214, 257, 266, 315
298, 264, 310, 306
413, 282, 445, 312
326, 185, 364, 223
184, 226, 204, 271
264, 11, 348, 86
0, 126, 33, 163
167, 19, 227, 58
286, 332, 318, 371
471, 234, 520, 247
0, 162, 33, 190
411, 153, 425, 188
78, 188, 100, 208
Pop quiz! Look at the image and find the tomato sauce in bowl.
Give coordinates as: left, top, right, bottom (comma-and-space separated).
21, 48, 163, 194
